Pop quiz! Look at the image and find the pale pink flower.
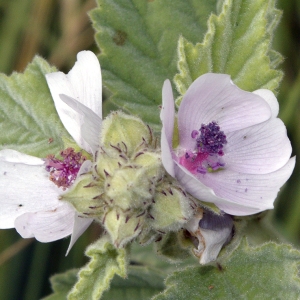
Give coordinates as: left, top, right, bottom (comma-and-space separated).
161, 73, 295, 216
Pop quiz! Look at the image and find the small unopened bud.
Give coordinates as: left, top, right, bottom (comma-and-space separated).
60, 173, 105, 218
100, 111, 153, 157
149, 182, 193, 231
103, 208, 145, 248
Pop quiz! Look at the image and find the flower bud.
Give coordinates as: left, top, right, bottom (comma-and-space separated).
149, 181, 193, 231
103, 208, 145, 248
60, 173, 105, 218
100, 111, 153, 158
62, 112, 166, 247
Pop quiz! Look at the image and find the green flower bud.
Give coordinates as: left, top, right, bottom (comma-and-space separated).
61, 173, 105, 218
100, 111, 154, 158
103, 208, 145, 248
149, 181, 193, 231
62, 112, 166, 247
96, 112, 163, 212
106, 167, 153, 210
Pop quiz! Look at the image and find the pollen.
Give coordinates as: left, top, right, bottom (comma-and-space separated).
45, 148, 86, 189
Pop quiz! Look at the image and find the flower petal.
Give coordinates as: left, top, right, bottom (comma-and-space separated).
174, 158, 293, 216
200, 157, 296, 216
225, 118, 292, 174
178, 73, 272, 150
60, 94, 102, 154
185, 210, 233, 264
161, 80, 176, 176
0, 149, 44, 165
46, 51, 102, 152
199, 226, 232, 264
14, 202, 75, 242
66, 215, 93, 255
0, 150, 61, 228
174, 162, 225, 203
253, 89, 279, 117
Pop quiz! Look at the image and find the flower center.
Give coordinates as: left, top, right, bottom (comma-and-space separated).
45, 147, 86, 189
179, 121, 227, 175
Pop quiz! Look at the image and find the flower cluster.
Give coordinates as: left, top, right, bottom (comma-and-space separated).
0, 51, 295, 264
161, 74, 295, 216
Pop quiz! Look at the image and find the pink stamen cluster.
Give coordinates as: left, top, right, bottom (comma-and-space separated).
180, 121, 227, 175
45, 148, 86, 189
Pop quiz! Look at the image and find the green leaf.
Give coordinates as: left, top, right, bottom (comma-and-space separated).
152, 240, 300, 300
67, 235, 127, 300
0, 56, 70, 157
175, 0, 283, 105
102, 265, 165, 300
41, 269, 78, 300
90, 0, 218, 129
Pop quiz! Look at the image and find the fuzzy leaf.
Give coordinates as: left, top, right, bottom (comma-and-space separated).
0, 56, 70, 157
90, 0, 218, 129
67, 236, 127, 300
175, 0, 283, 105
152, 240, 300, 300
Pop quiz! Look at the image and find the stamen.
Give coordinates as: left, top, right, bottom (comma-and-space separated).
197, 121, 227, 155
45, 148, 86, 189
179, 121, 227, 175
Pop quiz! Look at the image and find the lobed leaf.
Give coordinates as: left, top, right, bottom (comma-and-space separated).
67, 235, 127, 300
175, 0, 283, 106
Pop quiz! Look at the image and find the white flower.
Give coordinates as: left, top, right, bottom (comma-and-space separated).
0, 51, 102, 253
161, 73, 295, 216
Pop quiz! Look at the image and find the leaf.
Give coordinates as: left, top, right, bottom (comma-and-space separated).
152, 240, 300, 300
41, 269, 78, 300
0, 56, 70, 157
175, 0, 283, 105
101, 265, 165, 300
67, 235, 127, 300
90, 0, 218, 130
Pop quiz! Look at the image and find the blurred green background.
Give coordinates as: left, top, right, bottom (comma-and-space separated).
0, 0, 300, 299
